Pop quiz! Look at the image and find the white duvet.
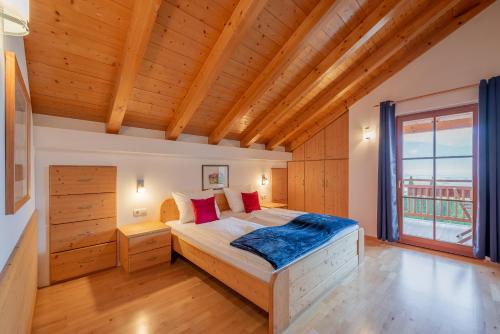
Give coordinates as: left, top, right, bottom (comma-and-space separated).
166, 209, 358, 282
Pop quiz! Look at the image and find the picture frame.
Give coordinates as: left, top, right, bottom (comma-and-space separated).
5, 51, 31, 214
202, 165, 229, 190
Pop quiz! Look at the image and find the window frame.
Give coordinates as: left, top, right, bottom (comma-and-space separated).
396, 104, 478, 257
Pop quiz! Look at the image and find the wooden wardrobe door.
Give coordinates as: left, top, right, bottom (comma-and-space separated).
292, 144, 305, 161
325, 159, 348, 217
305, 160, 325, 214
271, 168, 287, 203
287, 161, 304, 211
325, 113, 349, 159
305, 130, 325, 160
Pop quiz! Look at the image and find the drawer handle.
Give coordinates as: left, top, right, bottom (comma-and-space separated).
146, 240, 156, 245
80, 257, 95, 264
77, 178, 93, 182
77, 205, 92, 210
77, 231, 94, 237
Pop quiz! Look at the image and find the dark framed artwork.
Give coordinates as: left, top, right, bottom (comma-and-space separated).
202, 165, 229, 190
5, 51, 31, 214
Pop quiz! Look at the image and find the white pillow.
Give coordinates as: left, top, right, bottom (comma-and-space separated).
223, 185, 251, 213
172, 190, 221, 224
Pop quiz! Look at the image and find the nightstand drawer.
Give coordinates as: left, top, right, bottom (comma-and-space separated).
128, 231, 171, 255
128, 247, 171, 272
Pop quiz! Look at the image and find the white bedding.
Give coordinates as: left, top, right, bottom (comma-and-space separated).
166, 209, 359, 282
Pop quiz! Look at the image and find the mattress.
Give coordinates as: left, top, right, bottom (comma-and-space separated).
166, 209, 359, 282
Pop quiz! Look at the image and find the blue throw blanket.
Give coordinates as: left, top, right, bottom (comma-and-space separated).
230, 213, 358, 269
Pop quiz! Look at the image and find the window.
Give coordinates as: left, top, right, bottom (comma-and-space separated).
396, 104, 477, 256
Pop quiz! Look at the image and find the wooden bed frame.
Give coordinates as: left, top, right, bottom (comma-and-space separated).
160, 193, 364, 333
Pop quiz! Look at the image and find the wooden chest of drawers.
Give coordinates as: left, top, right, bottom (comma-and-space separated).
49, 166, 117, 283
118, 222, 171, 273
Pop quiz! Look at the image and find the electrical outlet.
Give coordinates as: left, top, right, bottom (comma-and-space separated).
133, 208, 147, 217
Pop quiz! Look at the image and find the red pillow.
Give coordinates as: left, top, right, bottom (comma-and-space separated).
241, 191, 261, 213
191, 196, 218, 224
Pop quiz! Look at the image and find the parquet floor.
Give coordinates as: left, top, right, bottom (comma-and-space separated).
33, 239, 500, 334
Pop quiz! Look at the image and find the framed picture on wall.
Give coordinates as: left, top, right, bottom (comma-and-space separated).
202, 165, 229, 190
5, 51, 31, 214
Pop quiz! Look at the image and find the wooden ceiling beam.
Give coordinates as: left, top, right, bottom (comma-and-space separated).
165, 0, 268, 141
267, 0, 488, 150
239, 0, 405, 148
106, 0, 162, 134
284, 0, 493, 151
206, 0, 339, 145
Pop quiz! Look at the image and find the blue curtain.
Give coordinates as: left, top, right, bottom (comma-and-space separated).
377, 101, 398, 241
475, 76, 500, 262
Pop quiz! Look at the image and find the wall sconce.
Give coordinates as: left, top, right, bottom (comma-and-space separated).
261, 174, 269, 186
1, 0, 30, 36
137, 179, 145, 194
362, 126, 375, 141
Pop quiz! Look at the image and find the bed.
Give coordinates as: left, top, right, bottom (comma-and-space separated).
160, 193, 364, 333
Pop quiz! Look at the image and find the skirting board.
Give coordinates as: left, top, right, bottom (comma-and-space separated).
0, 211, 38, 334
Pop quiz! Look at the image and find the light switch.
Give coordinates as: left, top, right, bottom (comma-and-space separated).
133, 208, 147, 217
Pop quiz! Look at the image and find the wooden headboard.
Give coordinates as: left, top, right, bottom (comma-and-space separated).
160, 192, 230, 222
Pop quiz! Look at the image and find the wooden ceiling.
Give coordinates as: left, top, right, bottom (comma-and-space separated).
25, 0, 493, 150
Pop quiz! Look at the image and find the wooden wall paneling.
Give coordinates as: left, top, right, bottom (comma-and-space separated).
325, 159, 349, 217
305, 160, 325, 213
325, 112, 349, 159
287, 161, 305, 211
241, 0, 401, 147
305, 129, 325, 160
273, 0, 492, 151
271, 168, 288, 204
292, 144, 305, 161
0, 211, 38, 334
207, 0, 339, 145
165, 0, 268, 140
106, 0, 162, 134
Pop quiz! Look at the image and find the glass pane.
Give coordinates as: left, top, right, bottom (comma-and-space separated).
436, 112, 473, 157
435, 200, 473, 246
402, 197, 433, 239
435, 158, 473, 200
402, 117, 434, 158
402, 159, 433, 197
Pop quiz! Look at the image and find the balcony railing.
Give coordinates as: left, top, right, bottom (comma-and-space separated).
402, 178, 473, 245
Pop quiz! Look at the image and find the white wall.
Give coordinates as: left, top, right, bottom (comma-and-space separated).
33, 114, 285, 151
34, 126, 290, 287
0, 24, 36, 272
349, 1, 500, 237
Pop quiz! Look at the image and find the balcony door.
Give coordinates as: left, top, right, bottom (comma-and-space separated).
396, 104, 477, 256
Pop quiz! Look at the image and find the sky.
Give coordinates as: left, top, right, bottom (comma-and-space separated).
402, 127, 473, 183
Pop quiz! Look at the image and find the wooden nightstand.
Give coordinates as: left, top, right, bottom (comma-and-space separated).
118, 222, 171, 273
261, 202, 288, 209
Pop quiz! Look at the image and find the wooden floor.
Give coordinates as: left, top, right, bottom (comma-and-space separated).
33, 240, 500, 334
